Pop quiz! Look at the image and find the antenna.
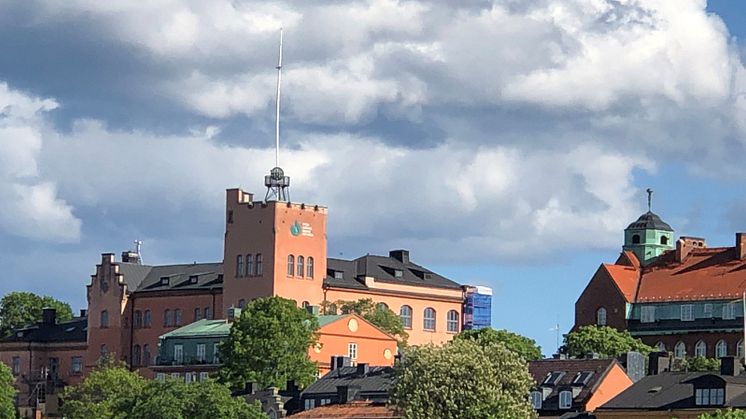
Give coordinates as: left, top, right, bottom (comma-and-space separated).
264, 28, 290, 202
646, 188, 653, 212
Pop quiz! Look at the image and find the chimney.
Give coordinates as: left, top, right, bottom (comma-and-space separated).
336, 356, 351, 370
676, 239, 691, 263
389, 250, 410, 264
330, 356, 338, 371
737, 233, 746, 260
244, 382, 258, 395
336, 385, 361, 404
356, 363, 369, 377
121, 250, 140, 264
647, 351, 670, 376
80, 309, 88, 318
720, 356, 743, 376
41, 308, 56, 326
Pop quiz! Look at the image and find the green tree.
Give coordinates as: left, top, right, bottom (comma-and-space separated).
218, 297, 319, 390
700, 409, 746, 418
61, 361, 146, 419
336, 298, 408, 343
563, 326, 654, 359
391, 338, 536, 419
0, 292, 73, 336
0, 362, 15, 419
683, 356, 721, 372
456, 328, 542, 361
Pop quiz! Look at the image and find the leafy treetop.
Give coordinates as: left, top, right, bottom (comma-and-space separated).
563, 325, 654, 359
334, 298, 408, 343
0, 291, 73, 336
700, 409, 746, 419
0, 362, 15, 419
455, 328, 542, 361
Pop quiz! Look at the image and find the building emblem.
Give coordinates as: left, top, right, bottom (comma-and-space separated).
290, 221, 301, 236
290, 221, 314, 237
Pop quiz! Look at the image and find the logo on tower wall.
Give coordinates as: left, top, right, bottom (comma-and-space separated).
290, 221, 314, 237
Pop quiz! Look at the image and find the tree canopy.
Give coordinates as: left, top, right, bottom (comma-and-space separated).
0, 362, 15, 419
62, 361, 265, 419
391, 338, 536, 419
218, 296, 320, 390
0, 291, 73, 336
335, 298, 408, 343
700, 409, 746, 419
563, 325, 654, 359
455, 328, 542, 361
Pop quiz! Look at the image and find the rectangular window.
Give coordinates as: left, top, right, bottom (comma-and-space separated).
11, 357, 20, 375
641, 306, 656, 323
712, 388, 725, 405
174, 344, 184, 364
704, 303, 713, 317
175, 309, 182, 326
255, 254, 263, 276
199, 372, 209, 382
681, 304, 694, 321
71, 357, 82, 374
185, 372, 195, 383
348, 343, 358, 360
559, 391, 572, 409
213, 343, 220, 364
156, 373, 165, 382
304, 399, 315, 410
171, 372, 180, 380
196, 344, 206, 362
723, 303, 737, 320
531, 391, 542, 409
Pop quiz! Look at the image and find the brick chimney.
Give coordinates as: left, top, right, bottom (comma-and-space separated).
737, 233, 746, 260
389, 250, 409, 264
42, 308, 56, 326
720, 356, 743, 376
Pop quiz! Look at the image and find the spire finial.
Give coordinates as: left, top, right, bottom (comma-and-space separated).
274, 27, 283, 168
264, 28, 290, 202
646, 188, 653, 212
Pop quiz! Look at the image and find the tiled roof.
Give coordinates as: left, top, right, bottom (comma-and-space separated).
529, 358, 618, 409
324, 255, 461, 291
625, 211, 673, 232
290, 401, 399, 418
120, 262, 223, 294
302, 366, 395, 397
0, 317, 87, 344
603, 264, 639, 303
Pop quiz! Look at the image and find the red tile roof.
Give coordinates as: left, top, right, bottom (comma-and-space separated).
603, 264, 639, 303
529, 358, 618, 406
290, 401, 400, 418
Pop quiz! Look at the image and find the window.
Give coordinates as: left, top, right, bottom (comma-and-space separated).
297, 256, 305, 277
400, 305, 413, 329
334, 270, 343, 279
213, 343, 220, 364
656, 342, 666, 351
632, 234, 641, 244
723, 303, 737, 320
739, 340, 744, 358
287, 255, 295, 276
200, 372, 209, 382
134, 310, 142, 328
716, 340, 728, 358
304, 399, 316, 411
174, 344, 184, 364
156, 373, 165, 382
204, 307, 212, 320
674, 341, 686, 358
704, 303, 713, 317
100, 344, 108, 358
696, 388, 725, 406
641, 305, 656, 323
302, 301, 310, 309
596, 307, 607, 326
189, 275, 198, 284
695, 340, 707, 358
423, 308, 436, 331
246, 254, 253, 277
238, 299, 245, 309
71, 357, 82, 374
100, 310, 109, 328
660, 236, 669, 245
681, 304, 694, 321
185, 372, 196, 383
377, 302, 389, 311
530, 391, 542, 409
447, 310, 459, 333
307, 257, 314, 278
394, 269, 403, 278
171, 372, 180, 380
348, 343, 358, 360
133, 345, 141, 366
164, 309, 173, 327
144, 310, 152, 328
175, 309, 182, 326
11, 357, 20, 375
143, 345, 151, 367
235, 254, 243, 278
194, 308, 202, 322
559, 390, 572, 409
196, 343, 206, 362
256, 254, 263, 276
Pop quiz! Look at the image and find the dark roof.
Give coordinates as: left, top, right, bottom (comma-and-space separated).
302, 366, 395, 397
625, 211, 673, 232
290, 401, 399, 418
122, 262, 223, 293
0, 317, 87, 344
324, 254, 461, 291
529, 358, 619, 412
599, 371, 746, 410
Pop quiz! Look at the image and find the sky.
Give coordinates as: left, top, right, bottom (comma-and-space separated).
0, 0, 745, 356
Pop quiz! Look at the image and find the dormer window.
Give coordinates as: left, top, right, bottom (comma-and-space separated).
559, 390, 572, 409
572, 371, 594, 386
542, 372, 565, 386
530, 391, 542, 409
394, 269, 403, 278
160, 277, 170, 286
189, 275, 198, 284
334, 271, 343, 279
695, 388, 725, 406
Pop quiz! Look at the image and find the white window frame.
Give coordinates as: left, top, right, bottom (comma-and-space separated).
695, 340, 707, 358
641, 306, 656, 323
199, 372, 210, 382
348, 342, 358, 360
447, 310, 459, 333
174, 344, 184, 364
704, 303, 713, 317
723, 303, 737, 320
196, 343, 206, 362
681, 304, 694, 321
423, 308, 436, 331
171, 372, 180, 380
596, 307, 607, 326
716, 340, 728, 358
559, 391, 572, 409
738, 340, 744, 358
531, 391, 542, 409
674, 341, 686, 358
71, 356, 82, 374
400, 305, 412, 329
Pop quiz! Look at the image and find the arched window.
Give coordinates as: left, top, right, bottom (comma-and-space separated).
164, 309, 172, 327
287, 255, 295, 276
100, 310, 109, 328
695, 340, 707, 358
400, 305, 412, 329
596, 307, 607, 326
204, 307, 212, 320
174, 309, 182, 326
656, 342, 666, 352
194, 308, 202, 322
376, 302, 389, 311
660, 236, 669, 245
423, 308, 436, 331
134, 310, 142, 329
674, 341, 686, 358
297, 256, 305, 277
256, 254, 263, 276
738, 340, 744, 358
632, 234, 641, 244
716, 340, 728, 358
447, 310, 459, 333
133, 345, 141, 366
307, 257, 314, 278
235, 255, 243, 278
302, 301, 310, 309
245, 254, 253, 277
143, 310, 152, 328
143, 344, 151, 366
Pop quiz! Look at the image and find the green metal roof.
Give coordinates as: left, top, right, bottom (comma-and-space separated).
317, 315, 344, 327
159, 319, 230, 339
